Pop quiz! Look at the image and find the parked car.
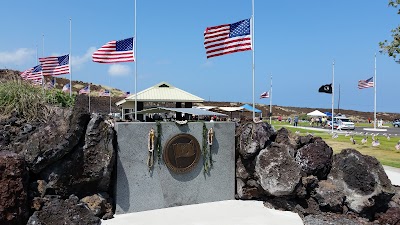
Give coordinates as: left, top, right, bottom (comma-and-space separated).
327, 116, 355, 130
394, 119, 400, 128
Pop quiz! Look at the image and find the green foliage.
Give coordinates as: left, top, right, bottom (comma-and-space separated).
0, 80, 75, 122
202, 122, 212, 174
156, 121, 162, 163
379, 0, 400, 62
45, 89, 75, 107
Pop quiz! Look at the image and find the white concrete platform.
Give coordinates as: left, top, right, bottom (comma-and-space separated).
384, 165, 400, 186
101, 200, 303, 225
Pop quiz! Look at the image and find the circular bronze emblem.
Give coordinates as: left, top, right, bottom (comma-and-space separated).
163, 133, 201, 173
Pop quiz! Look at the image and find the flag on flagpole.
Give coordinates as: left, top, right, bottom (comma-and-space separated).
39, 54, 70, 76
318, 83, 332, 94
46, 78, 56, 89
31, 78, 43, 86
20, 65, 43, 81
29, 65, 43, 80
92, 37, 134, 63
62, 83, 70, 92
260, 91, 269, 99
358, 77, 374, 89
204, 18, 252, 59
79, 85, 90, 94
99, 89, 110, 97
20, 67, 33, 80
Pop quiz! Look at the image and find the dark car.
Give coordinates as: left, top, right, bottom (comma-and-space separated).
394, 119, 400, 128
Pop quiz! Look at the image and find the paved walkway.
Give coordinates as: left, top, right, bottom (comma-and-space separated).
102, 200, 303, 225
384, 166, 400, 186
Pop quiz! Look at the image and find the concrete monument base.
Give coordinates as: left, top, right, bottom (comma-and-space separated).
115, 122, 235, 214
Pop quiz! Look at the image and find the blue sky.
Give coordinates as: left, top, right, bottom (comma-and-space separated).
1, 1, 399, 113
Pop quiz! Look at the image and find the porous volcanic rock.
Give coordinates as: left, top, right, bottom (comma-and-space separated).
374, 207, 400, 225
303, 212, 372, 225
295, 139, 333, 179
36, 113, 116, 197
313, 180, 345, 213
237, 122, 275, 159
27, 195, 100, 225
255, 143, 301, 196
23, 95, 91, 174
0, 111, 39, 153
0, 151, 29, 225
328, 149, 395, 217
274, 127, 297, 154
81, 193, 113, 219
236, 157, 250, 180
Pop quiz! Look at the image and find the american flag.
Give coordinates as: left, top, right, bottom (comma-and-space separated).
204, 18, 252, 59
31, 78, 43, 86
79, 85, 90, 94
260, 91, 269, 99
39, 54, 70, 76
92, 37, 134, 63
28, 65, 43, 80
99, 89, 110, 97
62, 83, 70, 92
21, 65, 42, 81
358, 77, 374, 89
20, 67, 32, 79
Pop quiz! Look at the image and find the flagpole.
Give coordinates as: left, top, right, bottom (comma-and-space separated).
69, 18, 72, 97
42, 34, 45, 89
89, 83, 91, 113
109, 76, 112, 115
337, 84, 341, 113
251, 0, 255, 121
331, 60, 335, 134
134, 0, 137, 121
269, 73, 272, 124
374, 53, 377, 129
36, 45, 38, 65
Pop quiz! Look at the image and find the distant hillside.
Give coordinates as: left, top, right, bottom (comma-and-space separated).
1, 69, 399, 121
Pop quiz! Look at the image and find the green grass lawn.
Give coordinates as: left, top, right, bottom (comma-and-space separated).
270, 121, 400, 168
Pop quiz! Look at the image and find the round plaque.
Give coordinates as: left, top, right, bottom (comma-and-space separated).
163, 133, 201, 173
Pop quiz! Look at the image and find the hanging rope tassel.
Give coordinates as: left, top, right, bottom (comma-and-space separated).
208, 128, 214, 167
147, 128, 155, 169
208, 128, 214, 146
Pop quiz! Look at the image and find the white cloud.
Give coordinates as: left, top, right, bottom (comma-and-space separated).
0, 48, 35, 65
108, 64, 131, 76
71, 47, 96, 70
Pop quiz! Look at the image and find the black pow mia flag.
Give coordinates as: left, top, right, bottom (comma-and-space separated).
318, 83, 332, 94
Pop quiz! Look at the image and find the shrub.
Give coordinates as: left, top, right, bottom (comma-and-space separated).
0, 80, 75, 122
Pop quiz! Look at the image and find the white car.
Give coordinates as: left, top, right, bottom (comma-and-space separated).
333, 116, 355, 130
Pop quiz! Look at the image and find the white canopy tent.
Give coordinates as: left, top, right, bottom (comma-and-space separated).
307, 110, 327, 117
